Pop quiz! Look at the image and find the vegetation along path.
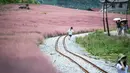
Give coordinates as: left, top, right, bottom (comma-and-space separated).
40, 31, 121, 73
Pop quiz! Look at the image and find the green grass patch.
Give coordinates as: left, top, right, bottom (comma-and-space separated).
76, 30, 130, 65
127, 28, 130, 34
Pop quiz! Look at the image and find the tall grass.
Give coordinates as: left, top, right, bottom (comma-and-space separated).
76, 30, 130, 65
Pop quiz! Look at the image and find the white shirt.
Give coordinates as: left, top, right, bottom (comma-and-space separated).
116, 63, 128, 73
67, 29, 74, 35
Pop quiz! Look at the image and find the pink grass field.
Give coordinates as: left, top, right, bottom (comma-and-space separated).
0, 4, 130, 73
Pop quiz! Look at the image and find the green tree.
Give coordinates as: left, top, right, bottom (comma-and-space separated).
128, 0, 130, 14
0, 0, 37, 4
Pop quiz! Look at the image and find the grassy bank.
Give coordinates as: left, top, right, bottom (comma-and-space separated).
76, 30, 130, 65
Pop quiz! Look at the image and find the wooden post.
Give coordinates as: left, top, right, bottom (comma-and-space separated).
103, 3, 106, 32
105, 0, 110, 36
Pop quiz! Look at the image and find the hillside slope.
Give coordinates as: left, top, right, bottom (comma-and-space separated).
37, 0, 101, 9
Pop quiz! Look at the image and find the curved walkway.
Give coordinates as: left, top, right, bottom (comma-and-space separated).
39, 32, 125, 73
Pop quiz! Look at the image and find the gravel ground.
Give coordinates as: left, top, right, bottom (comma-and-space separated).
58, 36, 102, 73
39, 36, 85, 73
39, 31, 129, 73
65, 34, 117, 73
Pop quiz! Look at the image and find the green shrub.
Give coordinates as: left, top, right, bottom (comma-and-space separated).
76, 31, 130, 65
127, 29, 130, 34
0, 0, 38, 4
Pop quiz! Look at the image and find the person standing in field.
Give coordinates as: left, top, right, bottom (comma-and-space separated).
116, 54, 128, 73
116, 20, 122, 35
121, 19, 128, 35
67, 27, 74, 40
